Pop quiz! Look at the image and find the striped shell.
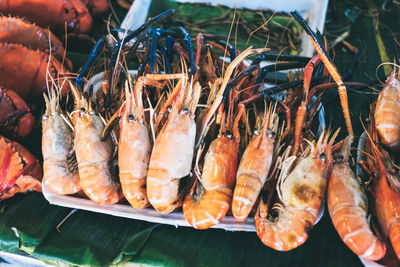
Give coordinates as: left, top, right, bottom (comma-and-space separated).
375, 70, 400, 150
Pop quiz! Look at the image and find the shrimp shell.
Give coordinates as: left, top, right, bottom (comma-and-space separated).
42, 93, 80, 195
119, 118, 150, 208
375, 164, 400, 260
118, 86, 151, 208
375, 70, 400, 150
74, 112, 122, 205
147, 112, 196, 214
255, 131, 337, 251
328, 136, 386, 261
183, 135, 238, 229
232, 130, 275, 221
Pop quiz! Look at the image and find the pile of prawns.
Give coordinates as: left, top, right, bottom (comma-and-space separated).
41, 10, 400, 260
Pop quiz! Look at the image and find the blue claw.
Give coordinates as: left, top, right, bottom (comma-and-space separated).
149, 28, 175, 73
176, 26, 196, 76
76, 38, 105, 89
166, 35, 175, 59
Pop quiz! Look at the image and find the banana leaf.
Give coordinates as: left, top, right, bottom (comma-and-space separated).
0, 193, 69, 253
0, 192, 361, 266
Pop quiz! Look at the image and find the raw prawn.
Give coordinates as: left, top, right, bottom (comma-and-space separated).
183, 48, 263, 228
367, 137, 400, 260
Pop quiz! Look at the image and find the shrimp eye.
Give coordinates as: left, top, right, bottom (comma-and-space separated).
319, 152, 326, 161
225, 130, 233, 139
338, 155, 344, 162
64, 8, 69, 14
269, 131, 276, 138
182, 107, 189, 114
80, 107, 86, 112
128, 114, 134, 121
167, 105, 172, 112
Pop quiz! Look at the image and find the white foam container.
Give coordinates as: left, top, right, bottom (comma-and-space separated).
43, 0, 329, 231
43, 69, 325, 231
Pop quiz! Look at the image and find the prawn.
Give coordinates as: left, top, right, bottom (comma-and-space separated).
375, 69, 400, 150
183, 108, 243, 229
42, 88, 80, 195
255, 130, 338, 251
118, 76, 162, 209
71, 83, 122, 205
232, 106, 277, 221
328, 135, 386, 260
146, 73, 201, 214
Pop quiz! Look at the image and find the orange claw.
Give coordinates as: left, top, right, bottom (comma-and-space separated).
308, 37, 354, 137
291, 55, 322, 156
292, 10, 354, 137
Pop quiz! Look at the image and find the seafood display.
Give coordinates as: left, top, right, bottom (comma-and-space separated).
1, 1, 400, 265
35, 7, 362, 252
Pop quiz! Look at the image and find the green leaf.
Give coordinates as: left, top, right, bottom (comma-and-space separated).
128, 213, 362, 267
32, 208, 157, 266
0, 193, 69, 252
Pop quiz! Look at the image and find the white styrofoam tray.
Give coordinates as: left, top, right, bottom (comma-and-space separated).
43, 70, 325, 231
43, 0, 329, 231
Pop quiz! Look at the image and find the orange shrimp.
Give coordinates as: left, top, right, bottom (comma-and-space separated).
255, 130, 338, 251
147, 74, 201, 214
375, 69, 400, 150
71, 84, 122, 205
232, 107, 277, 221
183, 108, 243, 229
328, 135, 386, 261
368, 137, 400, 260
42, 89, 81, 195
118, 77, 162, 209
